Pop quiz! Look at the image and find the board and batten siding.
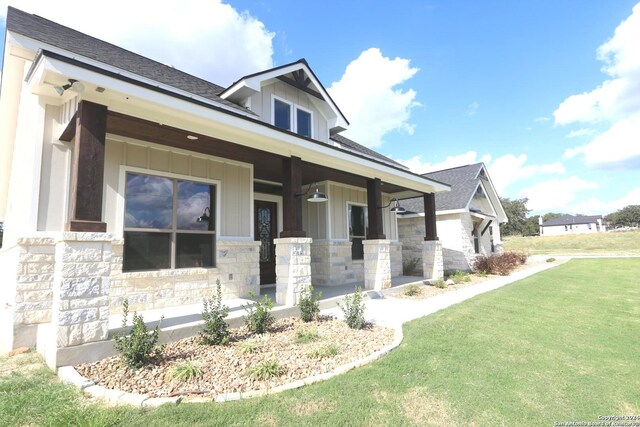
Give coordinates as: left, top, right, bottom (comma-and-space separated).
301, 182, 329, 239
249, 81, 329, 143
103, 138, 253, 239
328, 182, 398, 241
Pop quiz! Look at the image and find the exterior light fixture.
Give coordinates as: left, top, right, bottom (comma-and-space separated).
379, 198, 406, 214
295, 183, 328, 203
196, 207, 211, 222
53, 79, 85, 96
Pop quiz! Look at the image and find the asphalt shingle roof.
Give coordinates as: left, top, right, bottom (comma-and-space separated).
401, 163, 485, 213
5, 7, 406, 170
542, 214, 602, 227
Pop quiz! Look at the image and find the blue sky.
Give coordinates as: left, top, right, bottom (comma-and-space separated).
1, 0, 639, 215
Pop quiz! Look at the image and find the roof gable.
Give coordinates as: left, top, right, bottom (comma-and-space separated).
220, 60, 349, 133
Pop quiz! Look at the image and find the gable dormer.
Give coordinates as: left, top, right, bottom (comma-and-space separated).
219, 59, 349, 143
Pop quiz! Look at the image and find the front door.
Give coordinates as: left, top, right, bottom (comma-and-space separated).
254, 201, 277, 285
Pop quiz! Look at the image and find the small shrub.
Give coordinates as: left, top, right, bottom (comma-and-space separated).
166, 360, 203, 382
337, 287, 366, 330
298, 285, 321, 322
432, 279, 447, 289
473, 251, 528, 276
247, 359, 283, 380
448, 270, 471, 284
244, 292, 275, 334
200, 280, 230, 345
295, 328, 319, 344
114, 299, 163, 368
403, 284, 423, 297
308, 344, 338, 359
546, 257, 556, 263
402, 257, 421, 275
239, 340, 260, 354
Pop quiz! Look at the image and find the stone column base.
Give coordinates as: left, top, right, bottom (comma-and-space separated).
422, 240, 444, 281
275, 238, 312, 306
364, 239, 391, 291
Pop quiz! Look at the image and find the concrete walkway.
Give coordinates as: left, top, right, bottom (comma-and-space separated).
322, 257, 569, 328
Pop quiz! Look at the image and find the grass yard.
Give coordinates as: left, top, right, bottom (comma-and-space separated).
1, 258, 639, 426
503, 229, 640, 255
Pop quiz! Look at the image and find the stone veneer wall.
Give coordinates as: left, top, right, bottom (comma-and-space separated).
109, 240, 260, 313
390, 241, 403, 278
398, 217, 426, 275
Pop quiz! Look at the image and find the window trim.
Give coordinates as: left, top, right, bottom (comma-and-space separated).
118, 166, 221, 271
295, 105, 313, 138
271, 95, 314, 138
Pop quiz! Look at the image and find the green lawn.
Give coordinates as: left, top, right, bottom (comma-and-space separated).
504, 230, 640, 255
1, 258, 639, 426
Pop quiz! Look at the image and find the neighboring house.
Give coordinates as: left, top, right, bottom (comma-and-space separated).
398, 163, 508, 274
0, 8, 450, 365
539, 214, 605, 236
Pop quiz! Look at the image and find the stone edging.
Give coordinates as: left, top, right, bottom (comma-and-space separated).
57, 324, 405, 407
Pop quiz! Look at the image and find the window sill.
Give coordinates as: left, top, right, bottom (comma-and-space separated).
119, 267, 219, 279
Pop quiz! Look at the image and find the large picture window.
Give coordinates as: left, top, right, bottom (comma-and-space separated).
123, 172, 216, 272
348, 204, 368, 260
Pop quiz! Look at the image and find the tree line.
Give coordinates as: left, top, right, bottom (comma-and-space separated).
498, 198, 640, 236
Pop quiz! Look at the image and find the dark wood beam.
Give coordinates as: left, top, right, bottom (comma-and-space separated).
59, 111, 77, 142
423, 193, 438, 241
280, 156, 306, 238
366, 178, 385, 240
276, 75, 323, 100
481, 220, 493, 236
68, 101, 108, 232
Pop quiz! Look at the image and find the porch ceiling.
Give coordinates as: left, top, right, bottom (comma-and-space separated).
103, 111, 413, 194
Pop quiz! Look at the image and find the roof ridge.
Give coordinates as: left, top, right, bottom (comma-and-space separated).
422, 162, 483, 176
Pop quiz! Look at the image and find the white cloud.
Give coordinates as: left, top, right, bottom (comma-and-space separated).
487, 154, 566, 194
519, 176, 598, 213
397, 151, 491, 175
566, 128, 596, 138
555, 3, 640, 168
328, 48, 420, 148
1, 0, 274, 86
467, 101, 479, 116
565, 186, 640, 215
563, 145, 586, 159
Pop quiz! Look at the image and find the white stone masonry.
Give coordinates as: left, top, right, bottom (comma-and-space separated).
275, 238, 312, 306
363, 240, 391, 291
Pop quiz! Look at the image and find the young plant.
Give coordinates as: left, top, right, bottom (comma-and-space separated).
114, 299, 163, 368
243, 292, 275, 334
295, 328, 319, 344
166, 360, 203, 382
337, 287, 366, 330
200, 279, 230, 345
432, 279, 447, 289
247, 359, 283, 380
448, 270, 471, 284
403, 284, 423, 297
239, 340, 260, 354
298, 285, 321, 322
402, 257, 421, 276
308, 344, 339, 359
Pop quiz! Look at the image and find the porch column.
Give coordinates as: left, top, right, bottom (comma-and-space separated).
280, 156, 306, 238
68, 101, 108, 232
364, 239, 391, 290
274, 237, 312, 306
422, 193, 443, 280
366, 178, 385, 239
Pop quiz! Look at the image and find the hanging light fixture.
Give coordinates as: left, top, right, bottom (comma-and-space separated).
379, 198, 406, 214
295, 183, 328, 203
196, 207, 211, 222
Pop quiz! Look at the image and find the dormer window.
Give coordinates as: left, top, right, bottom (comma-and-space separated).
272, 96, 313, 138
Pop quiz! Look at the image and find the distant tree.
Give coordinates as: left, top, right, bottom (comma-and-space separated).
542, 212, 563, 222
499, 197, 531, 236
523, 215, 540, 236
606, 205, 640, 227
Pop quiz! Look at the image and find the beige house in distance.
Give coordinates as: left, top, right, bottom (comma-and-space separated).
0, 7, 450, 367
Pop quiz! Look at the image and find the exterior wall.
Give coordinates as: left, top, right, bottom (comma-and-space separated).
250, 81, 329, 143
310, 240, 364, 286
390, 241, 402, 278
397, 217, 424, 275
541, 223, 604, 236
302, 182, 328, 239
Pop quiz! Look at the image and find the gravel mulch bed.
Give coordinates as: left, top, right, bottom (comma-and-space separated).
75, 316, 395, 398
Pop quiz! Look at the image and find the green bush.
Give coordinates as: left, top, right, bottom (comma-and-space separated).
546, 257, 556, 263
402, 257, 421, 275
295, 328, 319, 344
298, 285, 321, 322
308, 344, 338, 359
337, 287, 366, 330
113, 299, 163, 368
473, 251, 527, 275
239, 340, 260, 354
243, 293, 275, 334
432, 280, 447, 289
247, 359, 283, 380
448, 270, 471, 284
200, 279, 230, 345
166, 360, 203, 382
403, 284, 423, 296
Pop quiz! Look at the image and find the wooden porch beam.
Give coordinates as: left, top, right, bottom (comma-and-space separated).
280, 156, 306, 238
366, 178, 385, 240
68, 101, 108, 232
423, 193, 438, 241
59, 111, 77, 142
481, 220, 493, 236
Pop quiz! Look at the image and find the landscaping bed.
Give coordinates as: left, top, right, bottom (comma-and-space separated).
75, 316, 395, 399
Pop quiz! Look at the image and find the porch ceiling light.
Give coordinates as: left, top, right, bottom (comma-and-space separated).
379, 198, 406, 214
196, 207, 211, 222
54, 79, 85, 96
295, 183, 328, 203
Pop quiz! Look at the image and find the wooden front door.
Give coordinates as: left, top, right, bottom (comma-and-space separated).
254, 201, 277, 285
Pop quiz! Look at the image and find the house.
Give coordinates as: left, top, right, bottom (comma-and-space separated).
539, 214, 605, 236
0, 7, 450, 366
397, 163, 507, 274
